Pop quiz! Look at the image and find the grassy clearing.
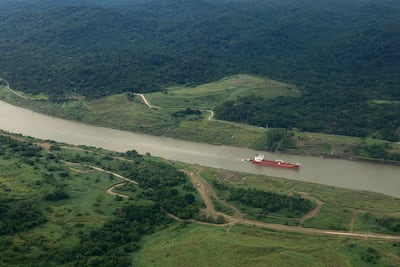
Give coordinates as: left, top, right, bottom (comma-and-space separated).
294, 131, 400, 157
146, 74, 300, 109
354, 212, 400, 235
86, 94, 175, 132
135, 223, 400, 267
371, 100, 400, 105
0, 145, 130, 262
27, 170, 122, 249
302, 204, 353, 230
0, 86, 178, 134
244, 213, 301, 226
165, 119, 264, 146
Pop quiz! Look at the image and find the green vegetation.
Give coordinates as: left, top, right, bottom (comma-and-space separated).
0, 75, 270, 147
0, 0, 399, 144
303, 205, 353, 231
371, 100, 400, 105
354, 143, 400, 161
2, 75, 399, 162
66, 203, 169, 266
0, 133, 202, 266
147, 74, 298, 109
0, 203, 47, 235
1, 0, 399, 101
1, 2, 400, 261
253, 129, 297, 152
1, 132, 400, 266
228, 188, 315, 217
355, 213, 400, 235
198, 167, 400, 231
44, 189, 70, 201
215, 93, 400, 141
135, 224, 400, 267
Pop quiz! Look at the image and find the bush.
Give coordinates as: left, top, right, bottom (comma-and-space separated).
45, 189, 70, 201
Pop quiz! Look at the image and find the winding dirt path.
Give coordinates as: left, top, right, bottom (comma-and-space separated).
63, 159, 137, 199
206, 110, 214, 120
135, 93, 155, 108
122, 92, 253, 132
185, 169, 244, 220
186, 167, 400, 242
1, 79, 36, 100
133, 93, 231, 126
106, 182, 129, 199
43, 143, 400, 242
299, 193, 324, 225
83, 164, 138, 199
188, 172, 216, 216
86, 164, 138, 185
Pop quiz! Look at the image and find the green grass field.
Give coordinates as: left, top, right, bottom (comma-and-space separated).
302, 204, 353, 230
135, 223, 400, 267
146, 74, 300, 109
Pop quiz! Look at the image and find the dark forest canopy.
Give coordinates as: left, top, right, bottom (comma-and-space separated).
214, 94, 400, 141
0, 0, 399, 140
0, 0, 399, 98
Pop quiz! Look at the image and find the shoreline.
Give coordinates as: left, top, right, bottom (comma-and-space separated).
0, 86, 399, 166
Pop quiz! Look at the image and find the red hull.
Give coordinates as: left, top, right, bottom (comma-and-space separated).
251, 159, 300, 169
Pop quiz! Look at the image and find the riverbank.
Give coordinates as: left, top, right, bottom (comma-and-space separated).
0, 80, 399, 164
1, 98, 400, 198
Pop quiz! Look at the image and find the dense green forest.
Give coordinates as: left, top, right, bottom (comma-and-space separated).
0, 0, 399, 140
214, 94, 400, 141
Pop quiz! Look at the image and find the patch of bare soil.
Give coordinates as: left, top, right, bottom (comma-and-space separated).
299, 192, 324, 225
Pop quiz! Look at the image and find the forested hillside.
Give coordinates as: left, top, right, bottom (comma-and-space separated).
0, 0, 399, 139
0, 0, 398, 98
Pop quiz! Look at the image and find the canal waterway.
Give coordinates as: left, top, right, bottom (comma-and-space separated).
1, 100, 399, 197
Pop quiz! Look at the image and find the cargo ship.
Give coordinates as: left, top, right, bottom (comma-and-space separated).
250, 154, 300, 169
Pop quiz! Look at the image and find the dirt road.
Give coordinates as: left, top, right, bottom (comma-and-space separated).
135, 93, 155, 108
188, 168, 400, 242
59, 144, 400, 242
62, 158, 137, 199
2, 79, 36, 100
106, 182, 129, 199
